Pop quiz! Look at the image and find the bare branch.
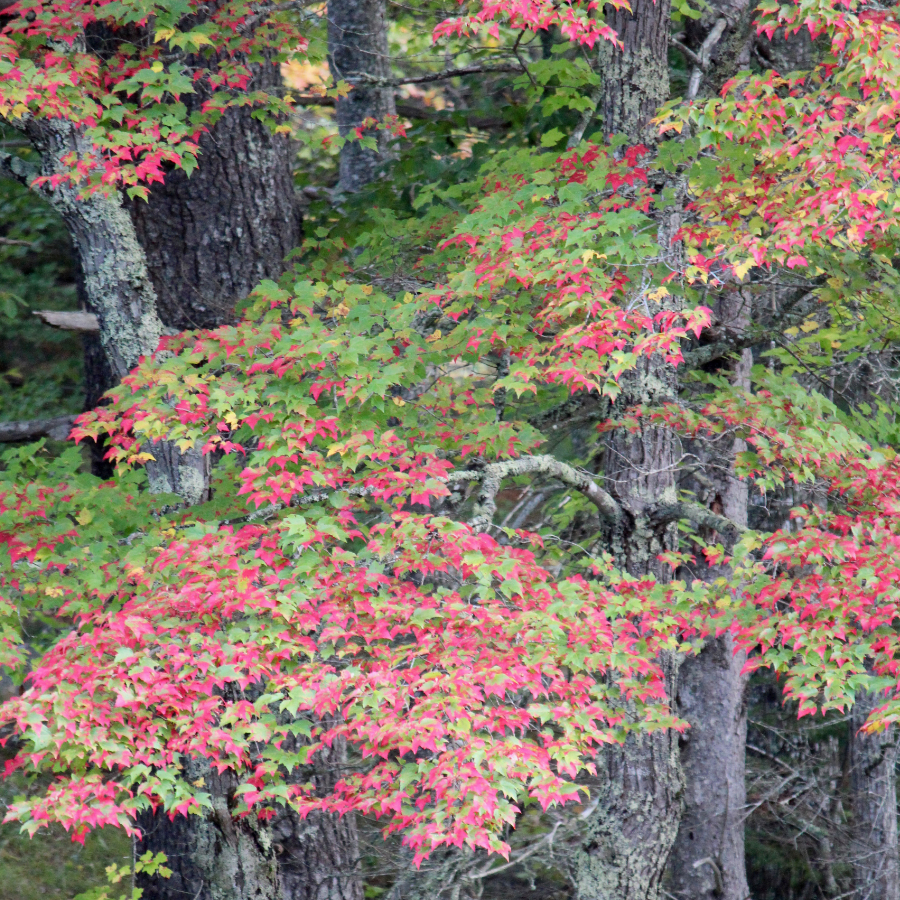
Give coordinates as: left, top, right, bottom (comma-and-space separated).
346, 63, 525, 89
0, 415, 77, 443
687, 18, 728, 101
669, 36, 705, 70
33, 310, 100, 332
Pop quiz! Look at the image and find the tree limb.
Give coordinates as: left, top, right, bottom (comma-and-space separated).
447, 455, 621, 532
0, 415, 77, 443
33, 310, 100, 332
669, 36, 705, 70
348, 63, 525, 89
0, 151, 40, 190
650, 499, 746, 537
687, 18, 729, 101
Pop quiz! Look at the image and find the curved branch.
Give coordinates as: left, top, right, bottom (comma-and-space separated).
447, 455, 622, 532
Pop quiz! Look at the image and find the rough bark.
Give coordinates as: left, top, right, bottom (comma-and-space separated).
666, 292, 752, 900
328, 0, 396, 194
273, 739, 363, 900
574, 5, 686, 890
575, 657, 683, 900
127, 61, 300, 331
848, 688, 900, 900
598, 0, 672, 141
24, 119, 210, 502
576, 254, 685, 900
137, 762, 280, 900
17, 121, 162, 382
575, 347, 684, 900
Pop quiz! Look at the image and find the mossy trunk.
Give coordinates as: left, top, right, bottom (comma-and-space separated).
576, 657, 683, 900
575, 2, 685, 883
24, 120, 162, 382
575, 347, 684, 900
136, 763, 280, 900
598, 0, 672, 142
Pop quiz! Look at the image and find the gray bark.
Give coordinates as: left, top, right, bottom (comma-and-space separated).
328, 0, 396, 194
848, 692, 900, 900
575, 657, 683, 900
576, 247, 685, 900
575, 346, 684, 900
137, 762, 280, 900
17, 120, 163, 383
666, 292, 752, 900
20, 120, 210, 504
668, 635, 749, 900
0, 415, 77, 443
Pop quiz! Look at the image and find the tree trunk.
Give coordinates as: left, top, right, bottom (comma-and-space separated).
137, 762, 280, 900
328, 0, 396, 194
127, 61, 300, 331
849, 691, 900, 900
575, 658, 683, 900
575, 6, 686, 891
124, 69, 360, 900
575, 348, 684, 900
598, 0, 672, 141
666, 292, 752, 900
9, 117, 283, 900
668, 636, 749, 900
272, 738, 363, 900
21, 120, 162, 382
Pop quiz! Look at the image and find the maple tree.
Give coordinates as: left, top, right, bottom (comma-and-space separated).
4, 0, 900, 898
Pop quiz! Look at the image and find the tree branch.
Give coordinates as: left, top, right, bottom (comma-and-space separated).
33, 310, 100, 332
447, 455, 622, 532
0, 415, 77, 443
669, 37, 705, 70
687, 18, 728, 101
348, 63, 525, 89
0, 151, 40, 190
650, 500, 746, 538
